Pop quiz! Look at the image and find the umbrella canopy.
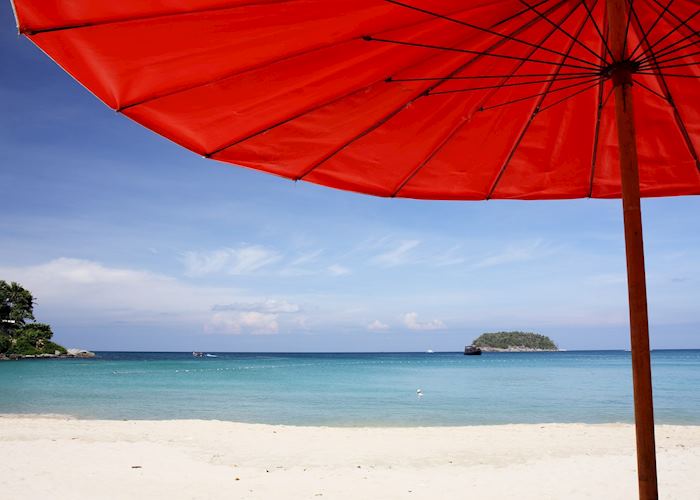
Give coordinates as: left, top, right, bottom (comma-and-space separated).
11, 1, 699, 499
12, 0, 699, 199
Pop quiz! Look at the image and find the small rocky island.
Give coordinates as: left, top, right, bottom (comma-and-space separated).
1, 280, 94, 360
472, 331, 558, 352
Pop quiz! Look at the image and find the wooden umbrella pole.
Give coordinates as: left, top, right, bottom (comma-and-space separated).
606, 0, 658, 498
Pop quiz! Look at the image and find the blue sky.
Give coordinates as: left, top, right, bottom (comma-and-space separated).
1, 6, 698, 351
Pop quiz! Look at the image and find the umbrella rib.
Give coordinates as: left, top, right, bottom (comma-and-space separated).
365, 37, 603, 71
477, 76, 602, 110
636, 31, 700, 66
381, 0, 601, 69
642, 60, 700, 69
634, 79, 669, 100
116, 3, 482, 111
429, 74, 599, 95
296, 0, 573, 183
629, 7, 700, 173
388, 117, 468, 198
588, 2, 615, 198
621, 0, 636, 59
390, 0, 589, 197
636, 70, 700, 76
517, 0, 609, 64
204, 83, 392, 158
638, 48, 700, 69
20, 0, 295, 35
536, 78, 603, 113
580, 0, 616, 63
633, 1, 700, 62
646, 0, 700, 38
389, 71, 596, 81
486, 3, 595, 200
588, 89, 610, 197
589, 11, 611, 199
628, 0, 676, 60
206, 0, 571, 159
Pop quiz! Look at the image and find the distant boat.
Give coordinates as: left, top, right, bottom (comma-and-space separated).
205, 354, 218, 358
426, 349, 434, 354
464, 345, 482, 356
192, 352, 204, 358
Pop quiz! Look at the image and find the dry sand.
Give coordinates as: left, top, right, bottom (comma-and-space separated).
1, 416, 698, 499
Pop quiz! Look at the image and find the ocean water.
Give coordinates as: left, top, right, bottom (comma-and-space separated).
1, 351, 699, 426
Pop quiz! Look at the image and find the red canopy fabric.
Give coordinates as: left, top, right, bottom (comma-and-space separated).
12, 0, 700, 200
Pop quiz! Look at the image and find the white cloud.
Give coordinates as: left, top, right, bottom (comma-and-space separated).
327, 264, 351, 276
205, 311, 278, 335
182, 245, 281, 276
367, 320, 390, 331
0, 258, 305, 335
372, 240, 420, 267
0, 258, 214, 324
432, 245, 466, 267
212, 299, 300, 313
403, 312, 446, 331
473, 239, 551, 269
291, 315, 311, 330
207, 299, 305, 334
290, 249, 324, 266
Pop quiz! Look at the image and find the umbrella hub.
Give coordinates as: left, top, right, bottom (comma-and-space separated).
603, 60, 640, 86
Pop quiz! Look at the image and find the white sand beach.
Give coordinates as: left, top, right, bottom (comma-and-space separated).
1, 416, 699, 499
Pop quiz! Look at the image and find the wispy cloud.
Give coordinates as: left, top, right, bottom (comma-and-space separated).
367, 319, 389, 331
212, 299, 300, 313
0, 258, 237, 325
473, 239, 551, 269
0, 258, 307, 336
403, 312, 446, 331
290, 249, 324, 266
372, 240, 420, 267
327, 264, 351, 276
432, 245, 465, 267
182, 245, 281, 276
205, 311, 279, 335
207, 299, 304, 334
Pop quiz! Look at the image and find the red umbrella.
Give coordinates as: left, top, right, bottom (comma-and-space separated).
12, 0, 699, 498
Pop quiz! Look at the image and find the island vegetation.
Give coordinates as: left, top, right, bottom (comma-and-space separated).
1, 280, 67, 358
472, 331, 558, 352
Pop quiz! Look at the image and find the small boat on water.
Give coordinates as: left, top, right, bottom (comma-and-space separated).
426, 349, 434, 354
464, 345, 482, 356
205, 353, 218, 358
192, 351, 204, 357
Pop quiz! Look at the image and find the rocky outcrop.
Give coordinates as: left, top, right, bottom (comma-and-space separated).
479, 346, 558, 352
0, 348, 95, 360
66, 348, 96, 358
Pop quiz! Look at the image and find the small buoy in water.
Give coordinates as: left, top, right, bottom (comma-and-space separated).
416, 388, 424, 397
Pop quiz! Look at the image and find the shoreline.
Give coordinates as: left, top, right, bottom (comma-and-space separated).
4, 413, 700, 427
1, 416, 698, 499
0, 348, 95, 361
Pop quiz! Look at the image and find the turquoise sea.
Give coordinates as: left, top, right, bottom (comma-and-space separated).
1, 350, 699, 426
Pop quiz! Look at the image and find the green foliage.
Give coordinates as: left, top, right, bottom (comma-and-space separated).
0, 335, 9, 353
42, 341, 67, 355
20, 323, 53, 345
7, 336, 39, 356
472, 331, 558, 350
0, 281, 65, 357
0, 280, 35, 330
